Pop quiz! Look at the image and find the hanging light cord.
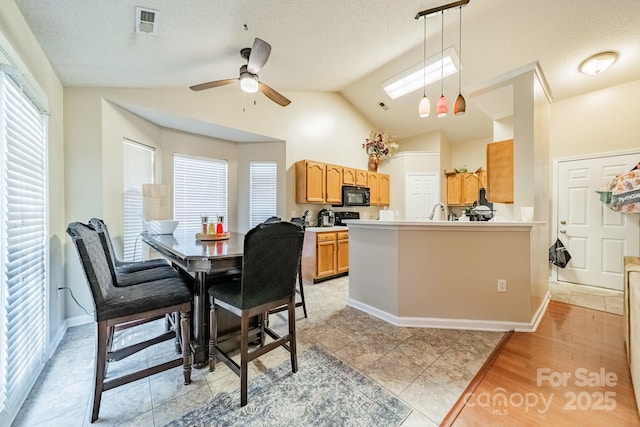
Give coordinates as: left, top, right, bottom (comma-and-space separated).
440, 11, 444, 96
458, 6, 462, 92
423, 17, 427, 97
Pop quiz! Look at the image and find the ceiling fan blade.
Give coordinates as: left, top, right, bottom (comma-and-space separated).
189, 78, 238, 91
259, 82, 291, 107
247, 38, 271, 74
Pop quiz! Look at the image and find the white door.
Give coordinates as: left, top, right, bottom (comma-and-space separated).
406, 173, 439, 221
557, 153, 640, 290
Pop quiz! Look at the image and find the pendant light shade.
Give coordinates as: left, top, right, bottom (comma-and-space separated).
418, 15, 430, 117
437, 11, 448, 118
419, 96, 431, 117
436, 95, 448, 117
454, 5, 466, 115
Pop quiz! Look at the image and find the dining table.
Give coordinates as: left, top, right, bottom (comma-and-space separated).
142, 228, 246, 367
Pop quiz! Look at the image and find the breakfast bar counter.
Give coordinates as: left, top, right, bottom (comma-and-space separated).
345, 220, 549, 331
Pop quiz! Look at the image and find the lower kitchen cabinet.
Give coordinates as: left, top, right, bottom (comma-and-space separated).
301, 229, 349, 283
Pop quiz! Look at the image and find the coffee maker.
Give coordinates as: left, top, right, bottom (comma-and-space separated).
317, 209, 335, 227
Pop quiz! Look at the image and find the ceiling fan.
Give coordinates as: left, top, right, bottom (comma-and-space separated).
189, 38, 291, 107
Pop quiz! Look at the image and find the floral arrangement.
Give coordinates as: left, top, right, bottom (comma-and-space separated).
362, 131, 398, 158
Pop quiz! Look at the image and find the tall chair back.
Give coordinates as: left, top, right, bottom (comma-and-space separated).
239, 221, 304, 309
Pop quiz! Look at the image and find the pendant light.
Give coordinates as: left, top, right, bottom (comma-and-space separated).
454, 5, 466, 115
418, 16, 430, 118
436, 11, 448, 118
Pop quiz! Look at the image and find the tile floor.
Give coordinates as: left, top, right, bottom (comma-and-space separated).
12, 276, 504, 427
549, 280, 624, 315
14, 278, 619, 427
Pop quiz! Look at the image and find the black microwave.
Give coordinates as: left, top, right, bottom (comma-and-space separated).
336, 185, 370, 207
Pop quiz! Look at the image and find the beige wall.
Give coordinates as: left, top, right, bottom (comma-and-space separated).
0, 1, 66, 350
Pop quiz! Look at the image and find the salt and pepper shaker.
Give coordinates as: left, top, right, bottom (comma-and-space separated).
200, 213, 209, 234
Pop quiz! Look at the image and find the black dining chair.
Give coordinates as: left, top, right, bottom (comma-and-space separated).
67, 221, 192, 423
89, 218, 169, 273
207, 221, 304, 406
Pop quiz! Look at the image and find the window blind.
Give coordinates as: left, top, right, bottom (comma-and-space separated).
0, 73, 47, 422
122, 140, 154, 261
250, 162, 277, 227
173, 155, 227, 232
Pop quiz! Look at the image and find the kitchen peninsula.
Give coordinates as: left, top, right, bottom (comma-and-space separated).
346, 220, 549, 331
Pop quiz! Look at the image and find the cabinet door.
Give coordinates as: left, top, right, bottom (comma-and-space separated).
486, 139, 514, 203
446, 173, 463, 205
326, 164, 343, 204
316, 233, 337, 278
368, 172, 380, 205
343, 168, 356, 185
303, 161, 326, 203
462, 173, 479, 205
355, 169, 368, 186
337, 231, 349, 273
379, 174, 390, 206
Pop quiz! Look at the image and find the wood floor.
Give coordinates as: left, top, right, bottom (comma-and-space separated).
444, 301, 640, 426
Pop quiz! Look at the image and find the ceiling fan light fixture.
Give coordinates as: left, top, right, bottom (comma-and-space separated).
240, 73, 259, 93
579, 51, 618, 75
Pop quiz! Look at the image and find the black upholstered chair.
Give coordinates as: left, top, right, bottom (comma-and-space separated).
268, 217, 307, 318
208, 221, 304, 406
67, 222, 192, 423
89, 217, 169, 274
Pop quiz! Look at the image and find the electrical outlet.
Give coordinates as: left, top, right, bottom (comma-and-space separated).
497, 279, 507, 292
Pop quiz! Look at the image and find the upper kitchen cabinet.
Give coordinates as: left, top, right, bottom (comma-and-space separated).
445, 169, 484, 206
325, 164, 343, 204
368, 172, 390, 206
342, 167, 356, 185
296, 160, 326, 203
295, 160, 347, 204
486, 139, 514, 203
355, 169, 368, 186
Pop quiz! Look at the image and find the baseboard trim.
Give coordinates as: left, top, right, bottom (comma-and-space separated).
347, 293, 551, 332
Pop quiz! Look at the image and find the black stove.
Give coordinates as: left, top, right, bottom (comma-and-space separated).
334, 211, 360, 226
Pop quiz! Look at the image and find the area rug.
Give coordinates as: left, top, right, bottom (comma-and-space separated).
164, 346, 412, 426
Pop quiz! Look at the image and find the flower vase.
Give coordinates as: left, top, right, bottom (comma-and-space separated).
368, 155, 379, 172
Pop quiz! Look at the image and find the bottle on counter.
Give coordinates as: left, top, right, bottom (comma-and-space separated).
216, 215, 224, 234
200, 213, 209, 234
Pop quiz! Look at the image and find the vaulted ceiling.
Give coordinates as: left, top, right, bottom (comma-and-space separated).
14, 0, 640, 143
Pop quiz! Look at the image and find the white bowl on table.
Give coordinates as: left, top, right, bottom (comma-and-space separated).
145, 220, 179, 235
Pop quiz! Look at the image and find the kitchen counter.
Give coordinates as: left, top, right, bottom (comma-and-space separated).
304, 226, 349, 232
346, 219, 550, 331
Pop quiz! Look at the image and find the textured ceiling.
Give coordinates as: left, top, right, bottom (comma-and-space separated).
13, 0, 640, 143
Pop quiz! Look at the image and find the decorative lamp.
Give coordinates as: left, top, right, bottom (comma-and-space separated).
437, 11, 448, 118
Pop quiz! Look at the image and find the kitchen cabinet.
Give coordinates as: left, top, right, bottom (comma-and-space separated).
295, 160, 326, 203
343, 167, 356, 185
325, 164, 343, 204
445, 169, 484, 206
367, 172, 390, 206
301, 229, 349, 283
486, 139, 514, 203
355, 169, 368, 186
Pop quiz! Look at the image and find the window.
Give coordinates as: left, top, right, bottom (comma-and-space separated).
174, 154, 227, 232
250, 162, 277, 228
122, 140, 154, 261
0, 73, 47, 423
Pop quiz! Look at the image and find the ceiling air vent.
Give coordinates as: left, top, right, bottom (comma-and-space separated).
135, 6, 159, 34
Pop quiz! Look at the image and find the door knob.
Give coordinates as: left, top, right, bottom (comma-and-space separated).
560, 230, 566, 234
560, 220, 566, 225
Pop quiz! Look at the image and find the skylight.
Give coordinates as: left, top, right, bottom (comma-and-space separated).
383, 47, 460, 100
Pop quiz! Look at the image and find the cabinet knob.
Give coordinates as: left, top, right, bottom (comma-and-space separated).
560, 230, 566, 234
560, 220, 566, 225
